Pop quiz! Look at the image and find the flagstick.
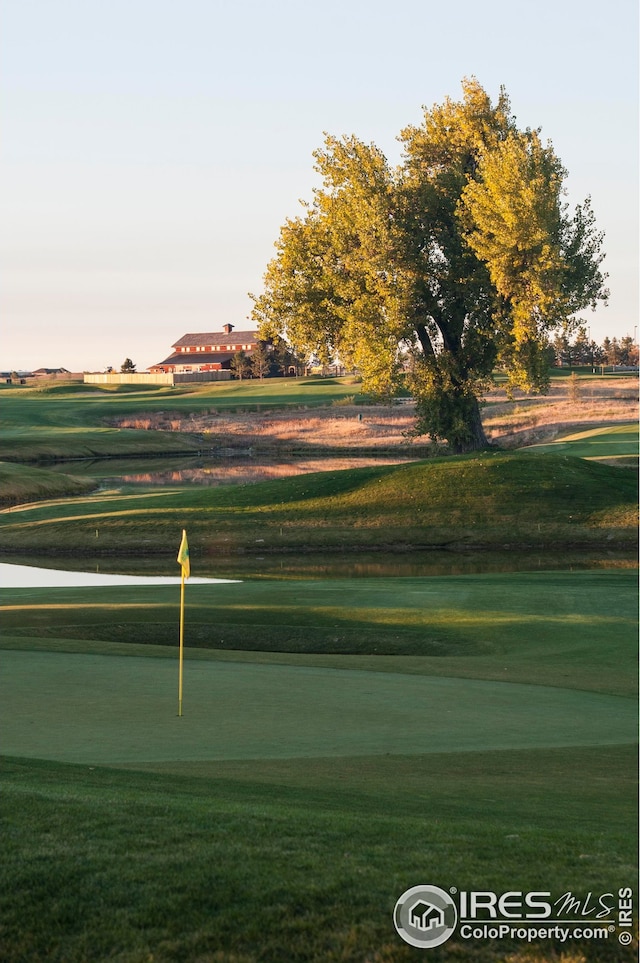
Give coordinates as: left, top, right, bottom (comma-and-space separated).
178, 567, 185, 717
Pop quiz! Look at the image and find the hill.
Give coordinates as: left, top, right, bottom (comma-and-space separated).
1, 452, 636, 557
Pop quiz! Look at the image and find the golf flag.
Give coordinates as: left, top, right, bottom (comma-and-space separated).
177, 530, 190, 717
177, 529, 190, 580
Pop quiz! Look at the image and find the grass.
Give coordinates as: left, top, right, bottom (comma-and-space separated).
2, 745, 635, 963
523, 423, 638, 465
4, 649, 634, 762
0, 377, 365, 462
485, 378, 638, 456
1, 374, 637, 961
0, 461, 97, 507
0, 569, 637, 962
1, 571, 637, 695
0, 452, 636, 557
1, 373, 636, 464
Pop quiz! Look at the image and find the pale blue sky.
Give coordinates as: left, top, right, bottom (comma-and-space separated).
1, 0, 637, 371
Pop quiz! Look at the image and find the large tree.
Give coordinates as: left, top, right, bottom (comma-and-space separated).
251, 79, 608, 451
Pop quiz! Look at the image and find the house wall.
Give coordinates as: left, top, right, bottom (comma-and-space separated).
85, 373, 175, 385
84, 371, 231, 386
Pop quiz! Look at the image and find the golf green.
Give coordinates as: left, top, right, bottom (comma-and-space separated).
2, 650, 635, 764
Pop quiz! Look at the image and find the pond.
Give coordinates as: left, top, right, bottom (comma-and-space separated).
1, 551, 635, 586
6, 455, 637, 582
48, 454, 419, 489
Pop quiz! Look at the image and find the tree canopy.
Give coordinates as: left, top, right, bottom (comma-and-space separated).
251, 79, 608, 451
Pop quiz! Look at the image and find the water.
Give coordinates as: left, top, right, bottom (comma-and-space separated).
1, 551, 634, 587
47, 454, 418, 489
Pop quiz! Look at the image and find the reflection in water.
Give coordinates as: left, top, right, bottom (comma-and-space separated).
48, 454, 419, 488
118, 458, 415, 487
11, 457, 638, 581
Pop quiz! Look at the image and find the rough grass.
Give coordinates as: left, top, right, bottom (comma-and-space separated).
522, 423, 638, 466
484, 379, 638, 451
2, 745, 636, 963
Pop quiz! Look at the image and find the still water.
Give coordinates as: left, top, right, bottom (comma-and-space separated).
4, 456, 637, 583
47, 454, 418, 489
1, 552, 635, 588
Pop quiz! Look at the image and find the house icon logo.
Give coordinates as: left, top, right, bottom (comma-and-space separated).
410, 900, 445, 932
394, 885, 457, 948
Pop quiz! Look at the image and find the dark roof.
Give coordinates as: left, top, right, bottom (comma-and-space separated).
172, 331, 258, 348
153, 351, 240, 367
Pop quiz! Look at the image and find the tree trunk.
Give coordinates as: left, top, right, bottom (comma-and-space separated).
453, 394, 489, 454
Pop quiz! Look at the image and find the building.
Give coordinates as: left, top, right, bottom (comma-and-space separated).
150, 324, 260, 374
32, 367, 71, 377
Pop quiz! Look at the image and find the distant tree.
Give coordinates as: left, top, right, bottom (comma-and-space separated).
120, 358, 137, 373
269, 335, 303, 377
552, 332, 571, 366
572, 327, 591, 365
250, 342, 272, 379
619, 336, 637, 365
230, 350, 252, 380
605, 338, 622, 365
590, 340, 605, 366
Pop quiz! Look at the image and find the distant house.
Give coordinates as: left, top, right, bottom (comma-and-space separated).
150, 324, 260, 374
1, 370, 32, 383
32, 367, 71, 377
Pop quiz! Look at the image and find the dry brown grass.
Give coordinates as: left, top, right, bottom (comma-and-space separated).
194, 405, 419, 450
115, 377, 638, 451
484, 378, 638, 449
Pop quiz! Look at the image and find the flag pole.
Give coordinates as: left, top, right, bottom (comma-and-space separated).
176, 529, 190, 717
178, 566, 185, 717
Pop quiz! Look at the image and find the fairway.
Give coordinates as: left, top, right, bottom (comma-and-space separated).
2, 649, 635, 765
524, 421, 639, 462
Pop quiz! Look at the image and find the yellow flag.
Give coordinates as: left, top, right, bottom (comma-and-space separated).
177, 529, 190, 579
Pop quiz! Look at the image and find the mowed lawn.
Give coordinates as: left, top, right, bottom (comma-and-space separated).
2, 650, 635, 765
1, 570, 637, 961
524, 421, 639, 464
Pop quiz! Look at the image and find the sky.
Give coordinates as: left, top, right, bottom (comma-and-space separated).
1, 0, 638, 373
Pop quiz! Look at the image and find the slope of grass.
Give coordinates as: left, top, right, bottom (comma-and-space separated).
1, 452, 636, 556
0, 378, 367, 462
2, 570, 636, 696
2, 745, 636, 963
0, 427, 204, 462
0, 461, 97, 507
524, 422, 638, 464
